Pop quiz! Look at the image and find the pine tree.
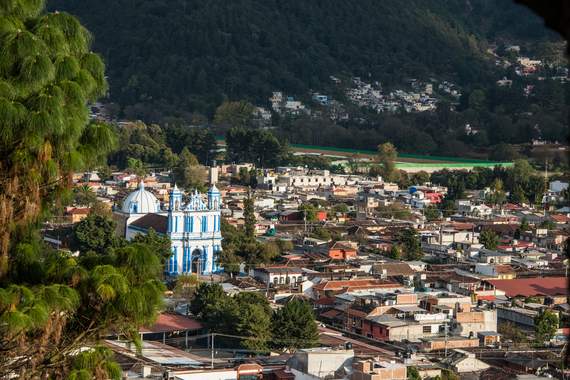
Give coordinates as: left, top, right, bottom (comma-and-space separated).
244, 189, 256, 240
272, 299, 319, 351
0, 3, 164, 378
479, 229, 499, 250
0, 0, 116, 277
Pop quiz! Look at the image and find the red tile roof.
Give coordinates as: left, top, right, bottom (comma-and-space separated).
313, 278, 400, 292
314, 297, 336, 305
67, 207, 90, 215
320, 309, 343, 319
551, 214, 570, 223
130, 213, 168, 234
487, 277, 567, 298
140, 313, 203, 333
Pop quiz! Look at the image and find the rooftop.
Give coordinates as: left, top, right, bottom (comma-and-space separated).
487, 277, 567, 298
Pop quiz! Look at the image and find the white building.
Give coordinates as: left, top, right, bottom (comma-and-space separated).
117, 181, 223, 275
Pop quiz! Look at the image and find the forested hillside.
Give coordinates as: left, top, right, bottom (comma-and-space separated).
48, 0, 558, 120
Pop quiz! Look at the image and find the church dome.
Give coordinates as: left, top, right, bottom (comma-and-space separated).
122, 181, 160, 214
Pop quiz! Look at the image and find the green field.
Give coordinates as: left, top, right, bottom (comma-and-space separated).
216, 138, 514, 172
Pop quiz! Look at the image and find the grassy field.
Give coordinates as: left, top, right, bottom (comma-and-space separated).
289, 144, 513, 172
216, 138, 514, 172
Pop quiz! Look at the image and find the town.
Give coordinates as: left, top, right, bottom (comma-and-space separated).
1, 1, 569, 380
43, 151, 570, 380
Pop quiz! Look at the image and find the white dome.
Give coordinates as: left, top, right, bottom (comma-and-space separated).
122, 181, 160, 214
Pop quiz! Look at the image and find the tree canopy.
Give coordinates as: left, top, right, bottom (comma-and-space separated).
0, 3, 164, 378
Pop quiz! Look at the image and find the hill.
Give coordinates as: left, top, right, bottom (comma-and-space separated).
47, 0, 558, 121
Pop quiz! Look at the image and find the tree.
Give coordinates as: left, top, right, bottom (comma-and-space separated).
272, 299, 319, 351
71, 214, 121, 254
534, 310, 558, 345
440, 369, 460, 380
479, 229, 499, 250
173, 274, 200, 300
190, 283, 227, 320
388, 245, 402, 260
498, 321, 527, 344
490, 143, 519, 161
131, 228, 171, 265
398, 228, 423, 261
487, 178, 506, 206
126, 157, 146, 177
407, 366, 421, 380
299, 203, 318, 222
376, 203, 412, 220
468, 89, 487, 112
214, 100, 254, 128
423, 205, 440, 221
2, 239, 165, 378
439, 197, 457, 217
0, 1, 116, 277
377, 142, 399, 182
73, 184, 97, 207
520, 217, 530, 232
275, 239, 294, 254
0, 4, 166, 377
226, 127, 287, 167
172, 147, 207, 191
218, 249, 241, 275
234, 292, 272, 352
244, 190, 256, 240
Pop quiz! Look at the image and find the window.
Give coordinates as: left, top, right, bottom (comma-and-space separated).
273, 277, 278, 285
423, 325, 432, 334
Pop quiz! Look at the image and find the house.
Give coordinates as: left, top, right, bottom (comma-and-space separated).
371, 262, 415, 282
287, 347, 354, 379
478, 331, 501, 346
454, 308, 497, 338
65, 207, 90, 223
478, 249, 512, 264
420, 336, 480, 352
485, 277, 567, 299
441, 349, 490, 373
328, 241, 358, 260
474, 264, 516, 279
456, 200, 492, 217
138, 313, 204, 348
251, 266, 305, 287
312, 279, 404, 299
362, 313, 449, 342
351, 359, 407, 380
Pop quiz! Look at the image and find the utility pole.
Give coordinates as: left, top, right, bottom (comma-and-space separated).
444, 320, 449, 359
211, 333, 215, 369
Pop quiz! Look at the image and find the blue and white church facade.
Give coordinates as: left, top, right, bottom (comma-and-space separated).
117, 181, 223, 275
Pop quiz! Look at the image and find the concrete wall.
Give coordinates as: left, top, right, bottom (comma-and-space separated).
455, 310, 497, 337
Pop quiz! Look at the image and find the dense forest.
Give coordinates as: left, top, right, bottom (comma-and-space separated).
48, 0, 560, 120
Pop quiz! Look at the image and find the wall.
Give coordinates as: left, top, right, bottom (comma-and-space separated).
455, 310, 497, 337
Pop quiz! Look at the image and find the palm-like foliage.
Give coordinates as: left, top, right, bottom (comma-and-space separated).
0, 0, 115, 277
0, 240, 165, 378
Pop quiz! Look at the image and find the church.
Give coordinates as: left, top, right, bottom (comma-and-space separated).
116, 181, 223, 275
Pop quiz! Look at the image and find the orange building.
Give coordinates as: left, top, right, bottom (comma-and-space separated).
328, 241, 358, 260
